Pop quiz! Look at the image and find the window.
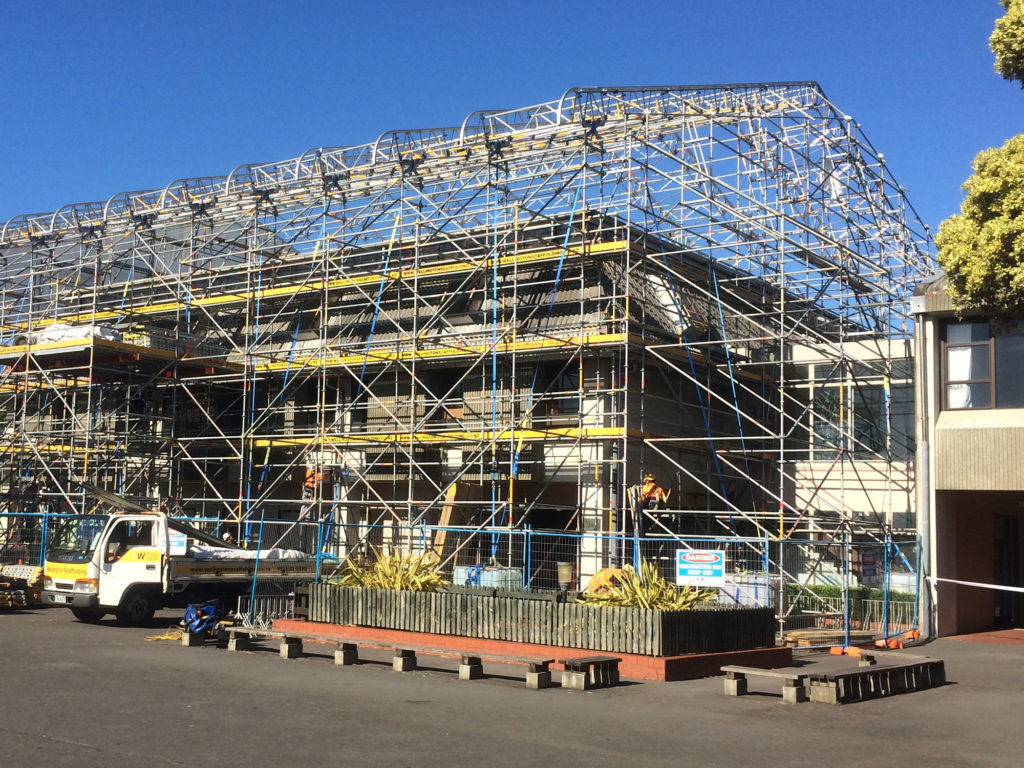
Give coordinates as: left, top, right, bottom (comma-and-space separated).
995, 331, 1024, 407
52, 515, 109, 554
852, 385, 886, 456
943, 321, 1024, 409
537, 361, 578, 418
890, 384, 915, 459
944, 321, 991, 408
105, 519, 156, 562
812, 385, 842, 460
811, 359, 914, 461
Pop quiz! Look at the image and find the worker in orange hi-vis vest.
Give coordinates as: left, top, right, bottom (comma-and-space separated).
300, 463, 331, 520
626, 473, 670, 539
639, 473, 669, 509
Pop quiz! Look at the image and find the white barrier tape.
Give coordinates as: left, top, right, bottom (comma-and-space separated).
927, 576, 1024, 594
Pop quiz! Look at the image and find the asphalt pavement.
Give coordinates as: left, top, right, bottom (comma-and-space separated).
1, 607, 1021, 767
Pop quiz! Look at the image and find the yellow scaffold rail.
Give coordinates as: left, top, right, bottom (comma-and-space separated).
0, 443, 122, 455
28, 240, 629, 329
0, 428, 638, 455
253, 331, 630, 372
251, 425, 627, 448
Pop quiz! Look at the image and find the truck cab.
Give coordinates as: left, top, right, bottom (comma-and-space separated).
44, 509, 322, 626
43, 513, 170, 624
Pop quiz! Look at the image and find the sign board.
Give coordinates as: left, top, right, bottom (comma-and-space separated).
168, 531, 188, 556
861, 553, 876, 575
676, 549, 726, 587
860, 552, 877, 585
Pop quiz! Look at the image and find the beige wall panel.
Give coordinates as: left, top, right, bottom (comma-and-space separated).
935, 410, 1024, 491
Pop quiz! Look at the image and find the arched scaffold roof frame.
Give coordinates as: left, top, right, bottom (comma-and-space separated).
5, 81, 912, 245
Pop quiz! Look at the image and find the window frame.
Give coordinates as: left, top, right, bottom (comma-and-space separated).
941, 320, 994, 411
809, 359, 915, 461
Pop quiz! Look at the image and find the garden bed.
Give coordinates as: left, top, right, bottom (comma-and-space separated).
299, 583, 776, 657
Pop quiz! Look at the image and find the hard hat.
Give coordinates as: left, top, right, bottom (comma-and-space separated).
643, 473, 655, 482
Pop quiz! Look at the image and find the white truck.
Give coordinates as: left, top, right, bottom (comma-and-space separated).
42, 510, 321, 625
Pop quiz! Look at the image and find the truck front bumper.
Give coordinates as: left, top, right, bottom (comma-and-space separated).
42, 589, 100, 609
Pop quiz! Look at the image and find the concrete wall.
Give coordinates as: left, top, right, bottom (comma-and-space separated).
791, 459, 914, 529
935, 410, 1024, 491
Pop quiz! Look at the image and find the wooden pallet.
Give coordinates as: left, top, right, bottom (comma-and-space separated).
784, 629, 875, 648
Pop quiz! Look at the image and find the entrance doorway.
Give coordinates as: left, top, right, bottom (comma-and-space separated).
993, 514, 1021, 627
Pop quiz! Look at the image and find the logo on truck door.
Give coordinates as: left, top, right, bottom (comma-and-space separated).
127, 549, 162, 563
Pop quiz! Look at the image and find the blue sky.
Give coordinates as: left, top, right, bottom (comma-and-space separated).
2, 1, 1020, 238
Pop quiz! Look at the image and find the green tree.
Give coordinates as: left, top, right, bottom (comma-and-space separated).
936, 2, 1024, 328
992, 0, 1024, 87
936, 135, 1024, 329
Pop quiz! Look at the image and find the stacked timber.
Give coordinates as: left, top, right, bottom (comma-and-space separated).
0, 565, 43, 609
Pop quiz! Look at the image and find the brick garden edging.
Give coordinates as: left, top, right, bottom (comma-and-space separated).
272, 618, 793, 682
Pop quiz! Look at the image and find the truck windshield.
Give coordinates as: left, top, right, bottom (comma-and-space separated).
49, 515, 109, 554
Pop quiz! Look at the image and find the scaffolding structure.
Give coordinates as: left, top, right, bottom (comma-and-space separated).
0, 83, 932, 581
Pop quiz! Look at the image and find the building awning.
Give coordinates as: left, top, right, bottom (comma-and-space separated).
912, 271, 956, 315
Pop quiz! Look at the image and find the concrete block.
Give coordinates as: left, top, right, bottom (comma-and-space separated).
459, 663, 484, 681
181, 632, 205, 647
334, 645, 358, 666
562, 669, 589, 691
393, 652, 416, 672
280, 638, 303, 659
527, 670, 552, 690
782, 683, 807, 704
810, 680, 840, 705
227, 635, 251, 652
724, 677, 748, 697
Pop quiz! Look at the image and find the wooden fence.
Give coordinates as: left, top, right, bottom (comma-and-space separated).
302, 584, 775, 657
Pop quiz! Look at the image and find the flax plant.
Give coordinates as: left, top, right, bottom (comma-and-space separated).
580, 559, 714, 610
332, 546, 449, 592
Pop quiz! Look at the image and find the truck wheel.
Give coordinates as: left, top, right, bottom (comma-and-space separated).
116, 588, 157, 626
70, 607, 106, 623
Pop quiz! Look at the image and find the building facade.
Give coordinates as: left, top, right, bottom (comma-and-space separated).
913, 274, 1024, 635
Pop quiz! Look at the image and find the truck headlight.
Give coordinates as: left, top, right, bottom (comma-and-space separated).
73, 579, 99, 594
43, 575, 54, 590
